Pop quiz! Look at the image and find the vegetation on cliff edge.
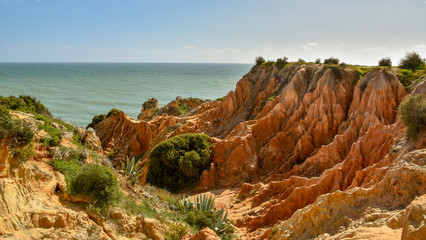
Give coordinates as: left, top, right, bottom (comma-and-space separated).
399, 94, 426, 140
146, 133, 213, 192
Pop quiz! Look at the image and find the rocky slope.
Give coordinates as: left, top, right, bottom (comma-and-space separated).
93, 63, 426, 239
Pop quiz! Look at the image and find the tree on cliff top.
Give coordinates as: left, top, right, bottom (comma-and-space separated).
399, 51, 425, 70
146, 133, 212, 192
255, 56, 265, 66
378, 57, 392, 67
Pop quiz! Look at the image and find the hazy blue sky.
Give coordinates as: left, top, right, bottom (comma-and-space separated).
1, 0, 425, 65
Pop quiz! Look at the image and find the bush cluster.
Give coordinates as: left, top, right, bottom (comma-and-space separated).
72, 164, 120, 210
87, 114, 106, 128
324, 57, 340, 65
0, 105, 34, 150
378, 57, 392, 67
399, 51, 425, 70
276, 57, 288, 69
146, 133, 213, 192
106, 108, 121, 117
0, 95, 51, 117
179, 194, 234, 239
52, 150, 120, 211
399, 94, 426, 139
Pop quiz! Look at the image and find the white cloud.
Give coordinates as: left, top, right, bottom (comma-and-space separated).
300, 42, 318, 51
214, 48, 237, 53
262, 48, 274, 52
352, 46, 388, 53
224, 48, 237, 53
413, 43, 426, 50
184, 45, 195, 49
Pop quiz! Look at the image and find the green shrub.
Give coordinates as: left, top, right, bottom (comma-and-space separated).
119, 196, 157, 217
51, 158, 81, 187
398, 69, 416, 88
36, 115, 63, 147
276, 57, 289, 69
324, 57, 340, 65
184, 209, 214, 231
399, 94, 426, 139
146, 133, 212, 192
13, 143, 35, 162
87, 114, 106, 128
315, 58, 321, 64
0, 95, 51, 117
106, 108, 120, 118
0, 105, 34, 148
255, 56, 265, 66
351, 66, 372, 86
216, 97, 225, 102
178, 194, 234, 238
165, 224, 188, 240
177, 104, 189, 115
399, 51, 425, 70
42, 135, 60, 147
378, 57, 392, 67
297, 58, 305, 64
72, 164, 120, 209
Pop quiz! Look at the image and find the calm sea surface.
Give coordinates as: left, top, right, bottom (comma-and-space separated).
0, 63, 251, 127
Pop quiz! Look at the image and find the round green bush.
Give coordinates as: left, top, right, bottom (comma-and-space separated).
87, 114, 106, 128
72, 164, 120, 209
106, 108, 121, 117
399, 94, 426, 140
146, 133, 213, 192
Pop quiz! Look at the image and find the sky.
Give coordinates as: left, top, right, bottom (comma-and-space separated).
0, 0, 425, 65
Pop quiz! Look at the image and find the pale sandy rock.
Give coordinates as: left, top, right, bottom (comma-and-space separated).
0, 144, 11, 178
401, 194, 426, 240
82, 128, 103, 154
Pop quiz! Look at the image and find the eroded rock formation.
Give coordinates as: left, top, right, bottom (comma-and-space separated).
92, 64, 426, 239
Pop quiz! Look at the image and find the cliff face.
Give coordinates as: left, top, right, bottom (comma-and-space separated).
93, 64, 426, 239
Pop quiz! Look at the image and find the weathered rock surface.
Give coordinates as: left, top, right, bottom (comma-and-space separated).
92, 64, 426, 239
0, 146, 108, 239
138, 98, 159, 120
73, 127, 103, 154
190, 227, 221, 240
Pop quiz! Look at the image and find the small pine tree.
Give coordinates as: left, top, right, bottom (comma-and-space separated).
378, 57, 392, 67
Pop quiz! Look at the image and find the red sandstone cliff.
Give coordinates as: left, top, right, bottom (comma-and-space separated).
93, 64, 426, 239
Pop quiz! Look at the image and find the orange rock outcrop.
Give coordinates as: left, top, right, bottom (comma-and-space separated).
93, 64, 426, 239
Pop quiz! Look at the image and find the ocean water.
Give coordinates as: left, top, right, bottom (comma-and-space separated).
0, 63, 251, 127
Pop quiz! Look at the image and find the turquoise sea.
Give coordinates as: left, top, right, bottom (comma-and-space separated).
0, 63, 251, 127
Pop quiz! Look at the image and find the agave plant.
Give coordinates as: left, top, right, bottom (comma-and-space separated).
214, 208, 231, 236
181, 194, 194, 211
180, 193, 234, 237
195, 194, 215, 212
122, 156, 145, 184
